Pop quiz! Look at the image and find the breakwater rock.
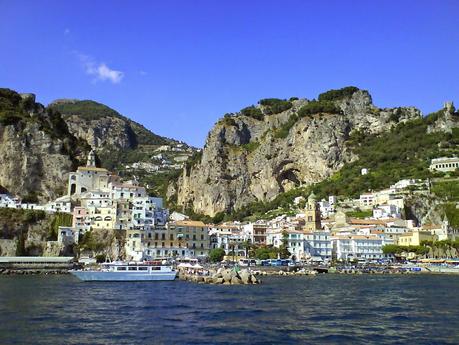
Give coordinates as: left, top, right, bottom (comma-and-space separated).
252, 269, 318, 277
179, 268, 261, 285
0, 268, 69, 275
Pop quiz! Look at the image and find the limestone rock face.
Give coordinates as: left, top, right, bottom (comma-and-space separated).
427, 102, 459, 134
64, 114, 135, 150
0, 239, 17, 256
49, 99, 170, 151
0, 90, 87, 202
0, 123, 75, 201
174, 89, 421, 216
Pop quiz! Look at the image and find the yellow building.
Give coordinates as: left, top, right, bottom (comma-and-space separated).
168, 220, 210, 257
397, 230, 437, 246
87, 205, 117, 230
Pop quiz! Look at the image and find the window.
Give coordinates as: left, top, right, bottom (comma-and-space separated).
116, 267, 127, 271
138, 267, 148, 271
161, 233, 165, 240
128, 267, 137, 271
170, 234, 174, 240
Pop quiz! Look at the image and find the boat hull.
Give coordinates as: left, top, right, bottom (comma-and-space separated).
425, 266, 459, 274
70, 270, 177, 281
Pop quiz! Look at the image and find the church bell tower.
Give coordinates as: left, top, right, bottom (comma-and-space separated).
304, 192, 322, 232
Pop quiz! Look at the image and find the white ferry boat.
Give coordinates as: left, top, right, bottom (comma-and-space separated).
70, 261, 177, 281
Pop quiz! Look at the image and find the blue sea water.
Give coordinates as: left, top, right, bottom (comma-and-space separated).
0, 274, 458, 344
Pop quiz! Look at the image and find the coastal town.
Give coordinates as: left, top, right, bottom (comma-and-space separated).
0, 150, 458, 270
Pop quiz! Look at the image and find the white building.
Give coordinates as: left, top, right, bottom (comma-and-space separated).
391, 179, 425, 190
303, 231, 332, 260
360, 193, 375, 208
267, 229, 332, 261
318, 200, 335, 218
169, 211, 189, 221
0, 194, 20, 208
44, 195, 72, 213
68, 150, 111, 197
430, 157, 459, 172
242, 222, 268, 246
111, 181, 146, 201
131, 197, 168, 230
332, 235, 384, 261
373, 204, 400, 219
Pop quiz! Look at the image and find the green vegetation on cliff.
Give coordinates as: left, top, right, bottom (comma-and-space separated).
240, 106, 264, 120
274, 114, 299, 139
383, 239, 459, 257
208, 113, 458, 223
297, 100, 342, 117
318, 86, 360, 102
431, 180, 459, 201
50, 100, 169, 146
259, 98, 293, 115
311, 117, 457, 199
48, 212, 73, 241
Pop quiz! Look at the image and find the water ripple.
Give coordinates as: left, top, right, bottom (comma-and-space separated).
0, 275, 458, 344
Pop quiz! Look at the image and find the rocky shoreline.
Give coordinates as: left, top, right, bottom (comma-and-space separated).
0, 269, 69, 275
178, 267, 322, 285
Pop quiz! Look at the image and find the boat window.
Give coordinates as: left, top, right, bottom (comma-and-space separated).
128, 267, 137, 271
138, 267, 148, 271
117, 267, 127, 271
151, 267, 160, 270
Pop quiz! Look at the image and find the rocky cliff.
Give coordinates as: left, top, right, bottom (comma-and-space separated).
172, 87, 421, 216
0, 89, 89, 202
49, 99, 169, 151
50, 99, 197, 198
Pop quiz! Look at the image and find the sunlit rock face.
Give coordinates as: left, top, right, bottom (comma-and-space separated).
173, 89, 421, 217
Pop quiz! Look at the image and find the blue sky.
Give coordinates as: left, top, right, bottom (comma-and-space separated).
1, 0, 458, 147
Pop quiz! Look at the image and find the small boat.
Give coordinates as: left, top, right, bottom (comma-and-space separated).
424, 264, 459, 274
70, 261, 177, 281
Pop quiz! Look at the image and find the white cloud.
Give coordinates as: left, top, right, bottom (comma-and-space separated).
139, 70, 148, 76
64, 28, 70, 35
77, 53, 124, 84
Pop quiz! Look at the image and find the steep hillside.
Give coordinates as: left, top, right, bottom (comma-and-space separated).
0, 89, 89, 202
49, 99, 168, 150
204, 104, 458, 223
49, 99, 197, 198
171, 87, 421, 217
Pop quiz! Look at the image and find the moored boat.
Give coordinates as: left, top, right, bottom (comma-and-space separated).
424, 264, 459, 274
70, 262, 177, 281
